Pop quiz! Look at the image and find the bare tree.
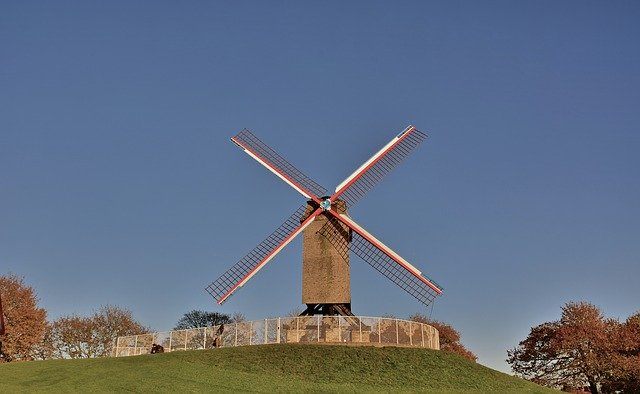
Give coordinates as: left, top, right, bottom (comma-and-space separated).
92, 305, 149, 355
230, 312, 246, 323
51, 305, 148, 358
30, 323, 55, 360
174, 310, 232, 330
50, 315, 97, 358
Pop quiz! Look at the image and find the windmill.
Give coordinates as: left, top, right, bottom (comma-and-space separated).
206, 126, 443, 316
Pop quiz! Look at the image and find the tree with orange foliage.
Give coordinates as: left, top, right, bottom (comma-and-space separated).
557, 302, 614, 393
0, 274, 48, 362
602, 312, 640, 393
507, 302, 640, 394
409, 313, 477, 362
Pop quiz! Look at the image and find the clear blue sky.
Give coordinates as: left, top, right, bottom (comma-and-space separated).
2, 1, 639, 372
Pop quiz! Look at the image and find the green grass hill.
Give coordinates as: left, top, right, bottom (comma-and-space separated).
0, 344, 554, 393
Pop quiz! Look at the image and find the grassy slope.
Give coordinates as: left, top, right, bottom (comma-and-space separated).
0, 344, 555, 393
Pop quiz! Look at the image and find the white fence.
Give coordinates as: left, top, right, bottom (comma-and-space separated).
112, 316, 439, 357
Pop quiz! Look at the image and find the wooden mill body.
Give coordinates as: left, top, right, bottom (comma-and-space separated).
300, 200, 351, 305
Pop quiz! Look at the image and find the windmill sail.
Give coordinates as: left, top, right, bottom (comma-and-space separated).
350, 233, 442, 306
328, 212, 442, 305
206, 204, 321, 304
232, 129, 327, 201
317, 212, 442, 307
331, 126, 427, 208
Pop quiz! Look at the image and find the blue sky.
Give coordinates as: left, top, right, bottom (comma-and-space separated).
1, 1, 639, 372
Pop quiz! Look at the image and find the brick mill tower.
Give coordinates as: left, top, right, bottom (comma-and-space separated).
300, 199, 352, 316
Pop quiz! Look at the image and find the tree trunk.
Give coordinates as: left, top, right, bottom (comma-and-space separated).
588, 379, 599, 394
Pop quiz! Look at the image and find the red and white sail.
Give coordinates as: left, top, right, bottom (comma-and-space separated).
231, 130, 326, 204
206, 204, 322, 304
331, 126, 427, 207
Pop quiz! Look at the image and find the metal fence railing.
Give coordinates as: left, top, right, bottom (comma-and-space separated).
112, 316, 439, 357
